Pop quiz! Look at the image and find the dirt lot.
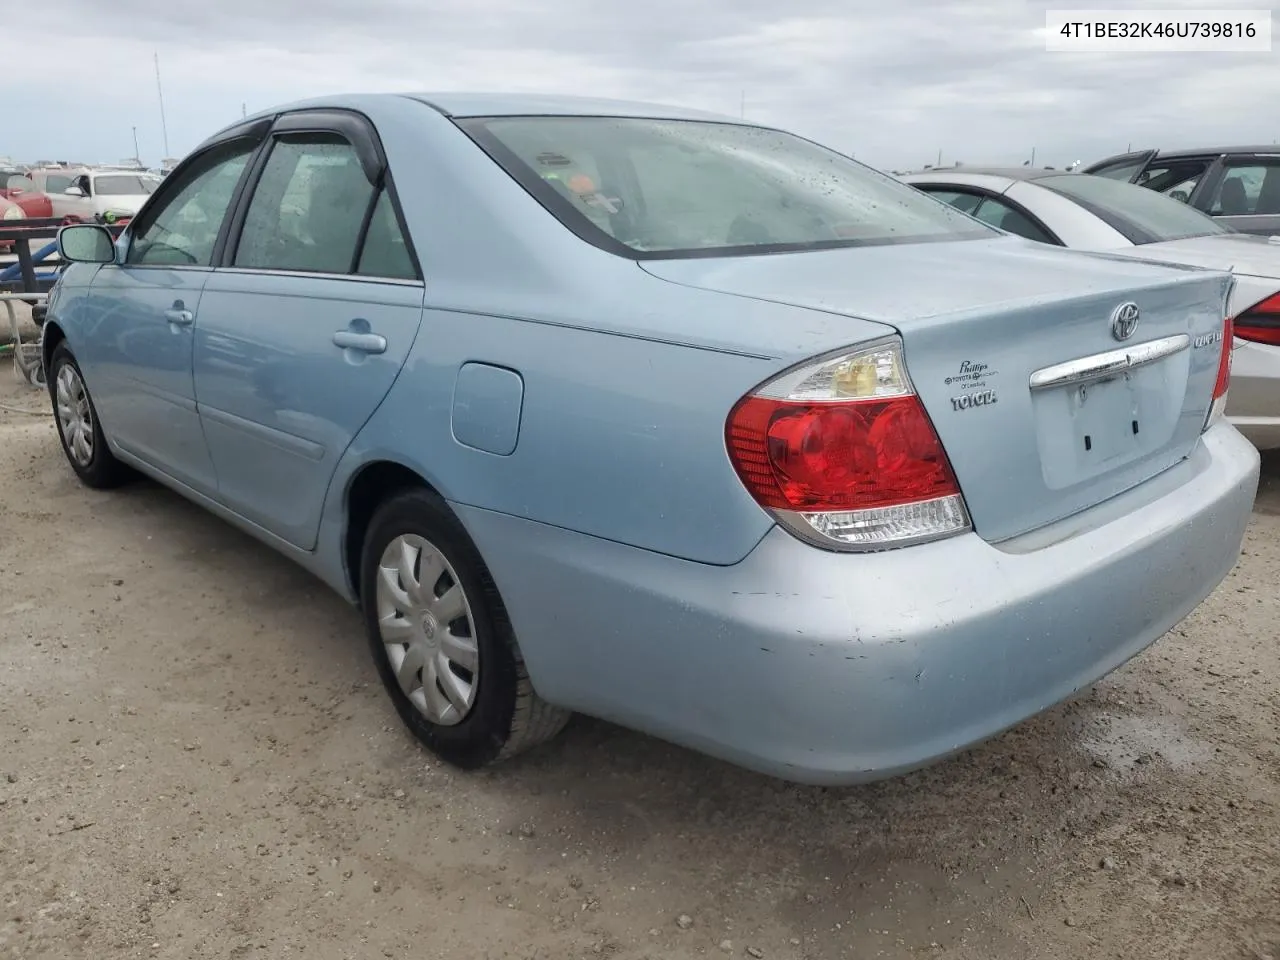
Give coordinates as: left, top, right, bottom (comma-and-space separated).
1, 351, 1277, 960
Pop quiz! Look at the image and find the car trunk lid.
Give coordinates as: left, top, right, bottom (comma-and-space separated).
641, 236, 1234, 542
1115, 232, 1280, 280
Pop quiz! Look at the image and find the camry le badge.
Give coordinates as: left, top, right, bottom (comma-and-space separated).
1110, 301, 1140, 341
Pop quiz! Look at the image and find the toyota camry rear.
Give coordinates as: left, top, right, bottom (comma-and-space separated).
442, 107, 1260, 783
47, 95, 1260, 787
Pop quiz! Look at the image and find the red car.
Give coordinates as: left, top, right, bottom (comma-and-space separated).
1, 171, 54, 218
0, 170, 55, 254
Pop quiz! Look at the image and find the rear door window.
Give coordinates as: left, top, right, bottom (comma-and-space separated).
233, 135, 375, 275
1207, 160, 1280, 216
232, 132, 418, 280
1135, 158, 1213, 203
920, 188, 983, 215
971, 196, 1059, 244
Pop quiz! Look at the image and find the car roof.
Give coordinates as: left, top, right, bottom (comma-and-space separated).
1157, 145, 1280, 158
196, 92, 775, 158
405, 92, 745, 123
1095, 145, 1280, 163
238, 91, 750, 127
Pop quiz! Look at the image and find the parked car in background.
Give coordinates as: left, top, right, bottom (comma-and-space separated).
905, 167, 1280, 450
1083, 146, 1280, 236
0, 194, 25, 253
0, 193, 27, 222
1, 174, 54, 218
28, 167, 160, 223
43, 93, 1257, 785
1, 170, 55, 218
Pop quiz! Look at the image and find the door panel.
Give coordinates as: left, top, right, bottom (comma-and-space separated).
72, 139, 260, 494
193, 272, 424, 548
83, 266, 217, 491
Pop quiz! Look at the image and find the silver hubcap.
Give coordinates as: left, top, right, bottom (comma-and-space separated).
375, 534, 479, 726
55, 364, 94, 467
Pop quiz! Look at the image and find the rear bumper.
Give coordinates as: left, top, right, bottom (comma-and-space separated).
1229, 416, 1280, 451
459, 423, 1259, 785
1227, 340, 1280, 450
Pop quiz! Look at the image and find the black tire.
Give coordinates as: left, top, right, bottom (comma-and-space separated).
360, 487, 570, 768
47, 342, 132, 489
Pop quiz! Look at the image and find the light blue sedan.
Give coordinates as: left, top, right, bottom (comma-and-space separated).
44, 93, 1259, 785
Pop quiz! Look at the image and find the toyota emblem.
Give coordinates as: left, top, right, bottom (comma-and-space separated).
1110, 301, 1140, 341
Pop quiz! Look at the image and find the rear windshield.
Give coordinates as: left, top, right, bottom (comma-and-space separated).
94, 174, 160, 196
1040, 173, 1227, 244
459, 116, 995, 259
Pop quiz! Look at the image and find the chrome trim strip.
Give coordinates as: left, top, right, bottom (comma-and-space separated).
1028, 334, 1190, 391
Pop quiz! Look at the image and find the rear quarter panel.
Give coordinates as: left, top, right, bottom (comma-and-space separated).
320, 94, 897, 565
341, 309, 789, 565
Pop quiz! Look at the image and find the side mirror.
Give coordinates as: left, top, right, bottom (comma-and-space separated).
64, 186, 86, 197
57, 223, 116, 264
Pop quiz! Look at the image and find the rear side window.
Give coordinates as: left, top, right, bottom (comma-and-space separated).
95, 175, 159, 196
356, 190, 417, 280
921, 188, 983, 214
234, 135, 375, 274
1208, 161, 1280, 216
1135, 159, 1211, 202
461, 116, 995, 259
971, 197, 1059, 244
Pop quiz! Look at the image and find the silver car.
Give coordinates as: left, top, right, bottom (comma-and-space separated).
906, 168, 1280, 450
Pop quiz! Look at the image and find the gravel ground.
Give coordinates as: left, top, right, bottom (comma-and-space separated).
1, 362, 1277, 960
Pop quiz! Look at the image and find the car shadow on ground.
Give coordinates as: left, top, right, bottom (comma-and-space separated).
1253, 448, 1280, 514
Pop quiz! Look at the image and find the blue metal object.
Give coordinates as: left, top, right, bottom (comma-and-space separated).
42, 93, 1261, 784
0, 240, 58, 283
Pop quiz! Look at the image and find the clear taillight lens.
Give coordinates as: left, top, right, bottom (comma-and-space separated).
726, 339, 971, 551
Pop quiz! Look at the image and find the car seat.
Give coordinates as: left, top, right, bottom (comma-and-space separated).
298, 162, 370, 273
1254, 168, 1280, 216
1218, 177, 1249, 215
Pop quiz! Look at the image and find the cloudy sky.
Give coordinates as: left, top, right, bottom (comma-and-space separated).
8, 0, 1277, 171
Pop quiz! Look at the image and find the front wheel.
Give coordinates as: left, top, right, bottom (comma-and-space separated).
360, 488, 570, 768
47, 342, 132, 489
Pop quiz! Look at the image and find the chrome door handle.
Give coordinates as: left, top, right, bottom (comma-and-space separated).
332, 330, 387, 354
164, 308, 194, 325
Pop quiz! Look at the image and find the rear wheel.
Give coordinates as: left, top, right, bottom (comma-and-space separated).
360, 488, 570, 768
47, 342, 131, 489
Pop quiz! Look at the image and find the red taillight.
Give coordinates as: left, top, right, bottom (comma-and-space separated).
727, 395, 961, 511
726, 339, 970, 550
1214, 314, 1233, 399
1234, 292, 1280, 346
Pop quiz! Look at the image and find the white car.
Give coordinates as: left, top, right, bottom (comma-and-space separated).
905, 167, 1280, 450
27, 168, 161, 222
